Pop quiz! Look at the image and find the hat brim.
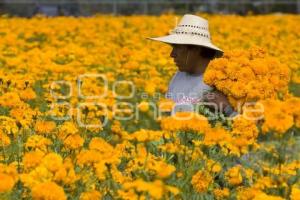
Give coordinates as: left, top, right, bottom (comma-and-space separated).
147, 34, 223, 57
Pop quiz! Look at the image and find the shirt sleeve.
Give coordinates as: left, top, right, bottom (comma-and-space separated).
165, 71, 179, 99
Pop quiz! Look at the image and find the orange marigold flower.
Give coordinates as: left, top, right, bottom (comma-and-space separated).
0, 163, 18, 193
80, 190, 102, 200
0, 173, 15, 193
160, 112, 210, 133
290, 186, 300, 200
34, 120, 56, 135
191, 170, 213, 193
213, 188, 230, 199
42, 153, 63, 172
31, 181, 66, 200
225, 165, 243, 186
23, 150, 45, 170
19, 88, 36, 101
138, 101, 149, 112
63, 134, 84, 149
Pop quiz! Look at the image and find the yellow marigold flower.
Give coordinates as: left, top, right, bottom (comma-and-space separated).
31, 181, 66, 200
259, 99, 294, 134
19, 88, 36, 101
34, 120, 56, 135
23, 150, 45, 170
111, 120, 123, 135
25, 135, 52, 151
244, 168, 254, 180
76, 150, 100, 166
237, 187, 261, 200
77, 142, 120, 168
80, 190, 102, 200
252, 192, 284, 200
0, 173, 15, 193
203, 47, 290, 110
58, 121, 78, 140
122, 179, 178, 199
213, 188, 230, 199
158, 142, 184, 154
207, 159, 222, 173
262, 111, 294, 134
53, 167, 67, 183
42, 153, 63, 172
290, 186, 300, 200
117, 189, 139, 200
107, 166, 125, 184
1, 14, 300, 200
0, 130, 11, 146
227, 117, 261, 156
138, 101, 149, 112
165, 185, 180, 196
94, 161, 107, 181
89, 137, 113, 152
225, 165, 243, 186
0, 163, 18, 193
158, 98, 175, 113
227, 137, 252, 156
0, 92, 23, 108
160, 112, 210, 132
128, 179, 164, 198
191, 147, 206, 160
281, 161, 300, 176
9, 106, 40, 129
191, 170, 213, 193
231, 117, 258, 139
212, 164, 222, 173
145, 82, 156, 96
285, 97, 300, 128
149, 160, 176, 179
292, 73, 300, 84
0, 116, 19, 136
295, 116, 300, 128
203, 125, 231, 147
63, 134, 84, 149
54, 158, 78, 185
125, 129, 164, 142
253, 176, 274, 190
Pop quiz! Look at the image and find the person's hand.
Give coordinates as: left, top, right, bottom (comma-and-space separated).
203, 91, 231, 113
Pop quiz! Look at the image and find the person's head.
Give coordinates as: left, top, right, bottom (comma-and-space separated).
170, 44, 218, 74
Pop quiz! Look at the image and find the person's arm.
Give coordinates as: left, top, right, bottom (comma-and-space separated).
203, 91, 238, 117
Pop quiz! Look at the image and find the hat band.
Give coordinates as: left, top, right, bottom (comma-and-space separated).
170, 29, 211, 40
177, 24, 208, 31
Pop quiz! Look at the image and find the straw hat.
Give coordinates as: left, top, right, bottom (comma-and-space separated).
148, 14, 223, 57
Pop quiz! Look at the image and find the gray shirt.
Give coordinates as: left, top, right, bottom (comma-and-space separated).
165, 71, 238, 117
165, 71, 212, 114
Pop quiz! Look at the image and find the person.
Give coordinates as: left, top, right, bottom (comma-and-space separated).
148, 14, 236, 117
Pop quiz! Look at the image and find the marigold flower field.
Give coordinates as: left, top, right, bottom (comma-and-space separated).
0, 14, 300, 199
